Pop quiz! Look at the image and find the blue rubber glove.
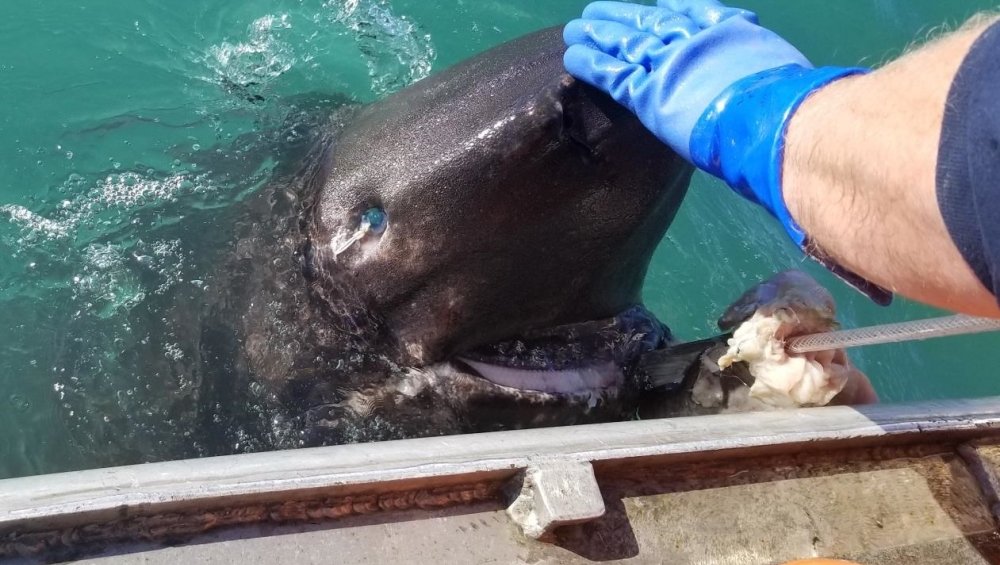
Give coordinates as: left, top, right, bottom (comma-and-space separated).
563, 0, 868, 246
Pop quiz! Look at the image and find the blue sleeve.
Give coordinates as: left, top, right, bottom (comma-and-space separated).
937, 19, 1000, 301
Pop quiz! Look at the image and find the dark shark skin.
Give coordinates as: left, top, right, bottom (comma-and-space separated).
198, 26, 694, 448
307, 26, 691, 368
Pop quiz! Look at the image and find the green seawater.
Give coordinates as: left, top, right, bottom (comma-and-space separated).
1, 0, 998, 479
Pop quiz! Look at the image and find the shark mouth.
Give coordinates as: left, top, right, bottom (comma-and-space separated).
452, 305, 670, 395
455, 357, 622, 394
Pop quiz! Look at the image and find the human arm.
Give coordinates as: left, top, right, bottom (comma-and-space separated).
782, 20, 1000, 317
563, 1, 1000, 317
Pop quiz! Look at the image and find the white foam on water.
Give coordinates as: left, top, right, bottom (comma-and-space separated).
164, 342, 185, 361
0, 204, 72, 241
96, 172, 190, 208
1, 171, 198, 250
145, 239, 188, 295
206, 14, 296, 87
1, 169, 200, 318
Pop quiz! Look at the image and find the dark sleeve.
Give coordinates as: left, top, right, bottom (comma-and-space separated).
936, 18, 1000, 300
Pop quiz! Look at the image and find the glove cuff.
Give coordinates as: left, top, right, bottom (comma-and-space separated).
690, 64, 893, 305
689, 64, 869, 246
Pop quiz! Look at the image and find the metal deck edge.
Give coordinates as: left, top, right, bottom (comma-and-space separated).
4, 397, 1000, 534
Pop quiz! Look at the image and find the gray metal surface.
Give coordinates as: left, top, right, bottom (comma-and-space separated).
506, 460, 605, 538
23, 443, 1000, 564
6, 397, 1000, 562
6, 398, 1000, 532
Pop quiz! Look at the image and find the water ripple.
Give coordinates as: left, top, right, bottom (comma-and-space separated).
322, 0, 436, 95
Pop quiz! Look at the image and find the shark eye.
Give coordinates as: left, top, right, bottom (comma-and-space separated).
363, 207, 387, 234
331, 207, 389, 258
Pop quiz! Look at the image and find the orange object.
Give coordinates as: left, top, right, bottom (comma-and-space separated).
782, 560, 863, 565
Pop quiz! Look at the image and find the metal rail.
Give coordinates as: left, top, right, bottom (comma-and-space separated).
4, 397, 1000, 546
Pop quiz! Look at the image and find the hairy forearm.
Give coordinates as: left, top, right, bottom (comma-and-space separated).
783, 16, 1000, 316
